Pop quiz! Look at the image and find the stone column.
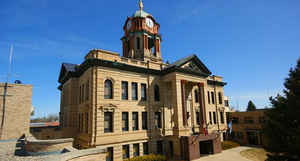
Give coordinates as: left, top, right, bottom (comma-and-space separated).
181, 80, 187, 127
197, 83, 207, 128
155, 39, 160, 53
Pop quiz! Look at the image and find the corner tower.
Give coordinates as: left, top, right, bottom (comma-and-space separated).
121, 0, 162, 63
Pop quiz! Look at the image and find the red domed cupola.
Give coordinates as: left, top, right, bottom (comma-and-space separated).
121, 0, 162, 62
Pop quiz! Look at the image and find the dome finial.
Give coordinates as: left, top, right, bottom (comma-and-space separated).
139, 0, 143, 11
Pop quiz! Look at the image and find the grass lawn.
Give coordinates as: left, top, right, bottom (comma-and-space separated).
240, 148, 269, 161
221, 141, 240, 150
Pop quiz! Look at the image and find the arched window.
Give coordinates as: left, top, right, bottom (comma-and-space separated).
154, 85, 160, 102
104, 79, 113, 99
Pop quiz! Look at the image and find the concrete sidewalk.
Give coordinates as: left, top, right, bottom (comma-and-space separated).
192, 146, 253, 161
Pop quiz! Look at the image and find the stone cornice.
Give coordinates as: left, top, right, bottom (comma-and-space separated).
58, 58, 215, 88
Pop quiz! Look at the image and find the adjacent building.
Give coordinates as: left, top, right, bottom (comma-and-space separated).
30, 122, 61, 140
0, 83, 32, 140
229, 109, 267, 146
58, 2, 228, 161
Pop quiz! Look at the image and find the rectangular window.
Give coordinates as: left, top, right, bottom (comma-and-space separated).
133, 143, 140, 157
237, 132, 244, 139
194, 90, 199, 103
157, 141, 163, 154
207, 91, 210, 104
104, 112, 113, 133
80, 84, 83, 103
231, 131, 236, 139
224, 100, 229, 107
85, 112, 88, 133
232, 117, 239, 124
132, 82, 138, 100
122, 145, 129, 159
78, 114, 81, 132
213, 112, 216, 124
122, 112, 129, 131
220, 112, 224, 124
79, 86, 82, 104
169, 141, 174, 157
81, 113, 84, 132
143, 142, 149, 155
154, 85, 160, 101
137, 37, 140, 50
142, 112, 148, 130
155, 112, 161, 128
209, 112, 212, 124
141, 83, 147, 101
211, 92, 215, 104
122, 81, 128, 100
196, 112, 200, 125
226, 112, 230, 124
244, 117, 254, 124
86, 80, 89, 101
218, 92, 223, 104
132, 112, 139, 131
106, 147, 113, 161
82, 84, 85, 103
259, 116, 265, 123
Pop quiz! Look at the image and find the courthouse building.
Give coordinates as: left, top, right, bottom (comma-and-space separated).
58, 1, 228, 161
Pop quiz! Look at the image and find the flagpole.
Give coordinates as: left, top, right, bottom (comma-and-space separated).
1, 45, 14, 136
7, 45, 13, 83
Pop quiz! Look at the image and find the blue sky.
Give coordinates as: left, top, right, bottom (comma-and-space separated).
1, 0, 299, 117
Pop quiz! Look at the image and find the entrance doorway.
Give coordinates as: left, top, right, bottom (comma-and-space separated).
169, 141, 174, 158
199, 140, 213, 155
247, 131, 258, 145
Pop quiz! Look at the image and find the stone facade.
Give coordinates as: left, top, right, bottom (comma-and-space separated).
58, 2, 228, 161
229, 110, 267, 146
0, 83, 32, 140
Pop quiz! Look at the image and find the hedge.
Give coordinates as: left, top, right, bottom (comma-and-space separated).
124, 154, 166, 161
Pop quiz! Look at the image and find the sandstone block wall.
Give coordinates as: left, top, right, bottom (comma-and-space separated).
0, 83, 32, 140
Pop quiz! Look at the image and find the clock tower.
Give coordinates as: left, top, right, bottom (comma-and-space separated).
121, 0, 162, 63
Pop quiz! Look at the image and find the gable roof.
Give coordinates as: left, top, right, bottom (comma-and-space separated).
58, 63, 78, 83
164, 54, 212, 76
63, 63, 77, 72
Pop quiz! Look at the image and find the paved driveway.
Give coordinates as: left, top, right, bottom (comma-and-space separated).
193, 146, 253, 161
